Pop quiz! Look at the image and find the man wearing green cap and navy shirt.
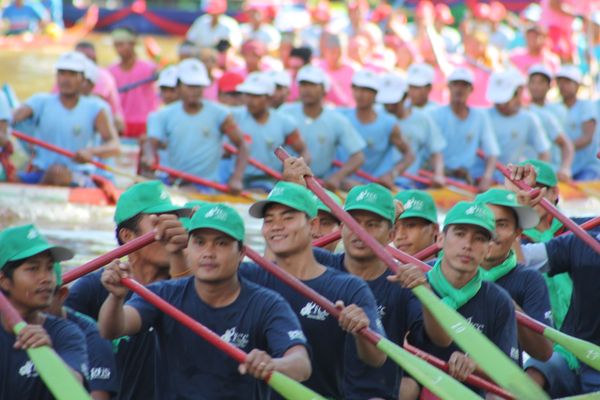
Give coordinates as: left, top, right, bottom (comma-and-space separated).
66, 180, 190, 400
407, 201, 519, 393
240, 180, 387, 398
0, 224, 89, 400
476, 188, 553, 365
310, 190, 343, 252
98, 203, 312, 399
393, 189, 440, 258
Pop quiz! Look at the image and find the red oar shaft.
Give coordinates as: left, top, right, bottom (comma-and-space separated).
478, 149, 600, 255
403, 342, 515, 399
418, 170, 478, 194
62, 232, 156, 285
311, 230, 342, 248
332, 160, 432, 186
413, 243, 441, 261
222, 143, 283, 180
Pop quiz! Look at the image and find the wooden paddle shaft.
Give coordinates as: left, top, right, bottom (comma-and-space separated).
223, 143, 283, 180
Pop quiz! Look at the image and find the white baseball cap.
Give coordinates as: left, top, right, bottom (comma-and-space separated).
376, 73, 407, 104
352, 69, 380, 91
406, 63, 435, 87
297, 65, 330, 92
55, 51, 87, 73
177, 59, 210, 86
267, 69, 292, 88
486, 69, 524, 104
158, 66, 179, 88
236, 72, 275, 96
555, 65, 582, 84
528, 63, 552, 80
82, 58, 99, 84
447, 67, 475, 84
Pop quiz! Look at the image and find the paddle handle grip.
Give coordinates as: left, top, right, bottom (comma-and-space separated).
62, 232, 156, 285
223, 143, 283, 180
418, 169, 479, 193
312, 231, 341, 248
477, 149, 600, 255
0, 289, 23, 331
121, 277, 247, 363
403, 342, 515, 399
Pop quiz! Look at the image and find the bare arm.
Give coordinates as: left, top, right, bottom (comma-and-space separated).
554, 133, 574, 181
429, 152, 446, 187
0, 120, 8, 147
390, 125, 415, 176
537, 151, 550, 162
336, 301, 386, 367
93, 109, 120, 158
573, 119, 596, 150
326, 151, 364, 190
272, 345, 312, 381
287, 130, 311, 165
549, 0, 578, 18
514, 304, 553, 362
11, 104, 33, 124
222, 115, 249, 194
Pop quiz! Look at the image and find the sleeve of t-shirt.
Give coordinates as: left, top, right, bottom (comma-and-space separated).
580, 101, 597, 122
214, 102, 232, 131
24, 93, 48, 120
0, 92, 10, 121
528, 113, 551, 153
543, 113, 562, 141
52, 320, 90, 379
125, 281, 165, 331
347, 279, 386, 336
281, 113, 298, 137
65, 273, 106, 321
545, 234, 578, 277
479, 112, 500, 157
521, 270, 553, 327
238, 262, 269, 286
425, 114, 447, 153
260, 291, 308, 357
146, 110, 166, 143
336, 113, 366, 155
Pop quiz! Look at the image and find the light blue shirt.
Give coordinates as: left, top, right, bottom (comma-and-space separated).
148, 100, 230, 181
431, 105, 500, 175
528, 103, 563, 171
338, 108, 398, 177
232, 107, 296, 179
549, 100, 600, 175
0, 92, 9, 121
24, 93, 102, 171
278, 103, 365, 178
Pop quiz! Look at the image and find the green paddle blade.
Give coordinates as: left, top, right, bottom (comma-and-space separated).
267, 371, 327, 400
412, 286, 549, 400
376, 337, 480, 400
558, 393, 600, 399
13, 322, 92, 400
544, 326, 600, 372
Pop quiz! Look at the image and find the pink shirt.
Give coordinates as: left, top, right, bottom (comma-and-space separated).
540, 0, 575, 29
108, 59, 159, 128
509, 48, 561, 76
94, 67, 124, 120
319, 59, 357, 107
430, 66, 449, 105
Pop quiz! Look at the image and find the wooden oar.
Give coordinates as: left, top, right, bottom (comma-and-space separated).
243, 247, 481, 400
223, 143, 283, 180
0, 291, 92, 400
12, 130, 146, 183
311, 231, 341, 248
413, 243, 441, 261
118, 74, 158, 93
403, 341, 515, 400
331, 160, 430, 188
478, 150, 600, 255
276, 147, 548, 399
120, 277, 326, 400
418, 170, 479, 194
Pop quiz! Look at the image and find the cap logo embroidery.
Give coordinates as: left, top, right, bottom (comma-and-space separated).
356, 190, 377, 203
205, 206, 228, 221
506, 193, 515, 201
404, 198, 423, 210
269, 187, 285, 197
27, 228, 38, 240
465, 205, 486, 218
159, 190, 169, 200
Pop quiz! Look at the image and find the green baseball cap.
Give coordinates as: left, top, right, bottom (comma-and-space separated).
476, 188, 540, 229
114, 181, 191, 225
249, 181, 317, 218
313, 190, 343, 216
187, 203, 245, 241
519, 159, 557, 188
344, 183, 395, 224
179, 200, 207, 230
0, 224, 74, 270
395, 190, 438, 224
444, 201, 496, 237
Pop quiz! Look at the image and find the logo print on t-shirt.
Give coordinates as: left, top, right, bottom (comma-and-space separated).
18, 360, 38, 378
287, 330, 306, 341
221, 327, 249, 349
300, 302, 329, 321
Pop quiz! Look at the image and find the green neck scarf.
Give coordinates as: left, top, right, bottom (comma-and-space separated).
523, 218, 563, 243
480, 250, 517, 282
428, 258, 483, 310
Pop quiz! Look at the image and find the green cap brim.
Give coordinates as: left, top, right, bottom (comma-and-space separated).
188, 223, 244, 241
249, 199, 314, 218
399, 209, 437, 224
9, 243, 74, 264
145, 204, 193, 218
446, 219, 496, 239
344, 203, 394, 223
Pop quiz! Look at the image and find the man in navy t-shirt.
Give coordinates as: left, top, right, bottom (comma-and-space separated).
0, 224, 89, 400
66, 180, 191, 400
98, 203, 311, 399
241, 179, 387, 398
476, 188, 553, 365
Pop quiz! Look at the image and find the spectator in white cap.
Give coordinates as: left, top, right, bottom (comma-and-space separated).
527, 64, 574, 181
11, 51, 120, 187
157, 65, 180, 105
431, 67, 500, 191
377, 72, 446, 188
549, 65, 600, 180
406, 62, 437, 113
486, 69, 551, 181
338, 69, 414, 189
266, 69, 291, 109
279, 65, 366, 190
143, 59, 249, 194
230, 72, 308, 191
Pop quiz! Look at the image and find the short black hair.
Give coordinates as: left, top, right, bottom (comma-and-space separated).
75, 41, 95, 51
115, 213, 145, 245
289, 47, 312, 65
530, 72, 551, 84
0, 259, 24, 295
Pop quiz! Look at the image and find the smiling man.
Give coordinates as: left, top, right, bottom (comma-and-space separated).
98, 203, 311, 399
0, 224, 88, 400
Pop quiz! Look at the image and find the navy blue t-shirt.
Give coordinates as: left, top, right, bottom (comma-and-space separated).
240, 262, 385, 399
313, 248, 424, 399
66, 307, 118, 395
126, 276, 307, 400
546, 232, 600, 345
66, 269, 158, 400
0, 314, 89, 400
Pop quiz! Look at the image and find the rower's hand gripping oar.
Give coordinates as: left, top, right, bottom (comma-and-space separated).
120, 277, 325, 400
243, 247, 481, 400
0, 291, 92, 400
223, 143, 283, 180
275, 147, 549, 400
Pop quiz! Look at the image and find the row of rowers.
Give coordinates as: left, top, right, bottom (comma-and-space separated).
2, 157, 599, 399
2, 51, 599, 191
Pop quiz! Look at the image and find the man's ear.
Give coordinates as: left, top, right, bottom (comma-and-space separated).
57, 286, 70, 304
436, 231, 445, 248
118, 227, 136, 244
0, 272, 12, 294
